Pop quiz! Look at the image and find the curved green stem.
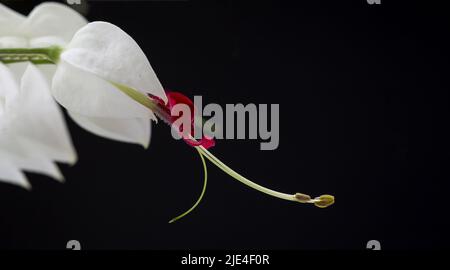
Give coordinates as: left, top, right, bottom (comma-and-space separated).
169, 147, 208, 223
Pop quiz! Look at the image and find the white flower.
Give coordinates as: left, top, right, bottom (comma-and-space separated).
1, 2, 335, 214
0, 2, 88, 102
0, 63, 76, 189
0, 3, 84, 188
0, 3, 25, 38
1, 3, 166, 147
0, 3, 167, 188
0, 2, 87, 48
0, 3, 166, 188
52, 21, 167, 147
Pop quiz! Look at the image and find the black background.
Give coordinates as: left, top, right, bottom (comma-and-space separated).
0, 0, 449, 250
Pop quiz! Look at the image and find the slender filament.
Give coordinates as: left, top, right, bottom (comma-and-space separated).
195, 145, 298, 201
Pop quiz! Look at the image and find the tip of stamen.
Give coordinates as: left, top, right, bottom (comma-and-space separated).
294, 193, 312, 203
313, 195, 335, 208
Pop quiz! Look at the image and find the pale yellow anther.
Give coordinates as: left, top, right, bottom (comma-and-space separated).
313, 195, 335, 208
294, 193, 312, 203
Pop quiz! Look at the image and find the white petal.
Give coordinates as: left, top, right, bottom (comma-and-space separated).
20, 2, 87, 42
29, 36, 67, 48
69, 111, 151, 148
62, 21, 167, 103
4, 62, 27, 83
6, 64, 56, 93
0, 37, 28, 48
0, 137, 64, 182
0, 151, 30, 189
0, 62, 19, 107
0, 3, 25, 36
8, 142, 64, 182
36, 64, 57, 84
0, 64, 67, 187
10, 64, 77, 164
52, 60, 156, 120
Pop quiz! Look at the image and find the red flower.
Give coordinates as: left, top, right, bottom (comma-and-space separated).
152, 91, 215, 149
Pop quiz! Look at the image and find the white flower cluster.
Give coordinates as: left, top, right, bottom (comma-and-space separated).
0, 3, 167, 188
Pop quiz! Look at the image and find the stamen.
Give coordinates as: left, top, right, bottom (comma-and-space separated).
197, 145, 333, 207
294, 193, 312, 203
113, 74, 336, 210
312, 195, 335, 208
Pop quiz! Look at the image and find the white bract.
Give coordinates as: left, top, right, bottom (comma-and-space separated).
52, 21, 168, 147
0, 3, 25, 43
0, 2, 87, 188
1, 2, 165, 148
0, 3, 84, 188
0, 2, 87, 48
1, 3, 167, 187
0, 63, 76, 189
